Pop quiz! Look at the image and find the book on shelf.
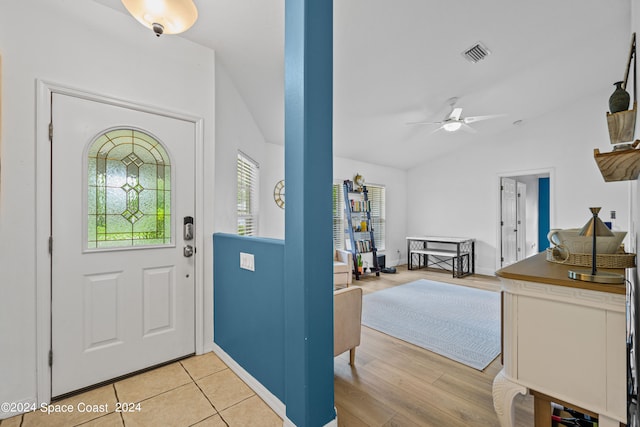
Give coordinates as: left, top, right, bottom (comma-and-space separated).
355, 239, 373, 253
349, 199, 371, 212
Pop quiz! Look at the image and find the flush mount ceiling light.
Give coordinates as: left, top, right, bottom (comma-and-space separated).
121, 0, 198, 37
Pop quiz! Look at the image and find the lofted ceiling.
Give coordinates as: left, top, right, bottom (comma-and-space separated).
93, 0, 631, 170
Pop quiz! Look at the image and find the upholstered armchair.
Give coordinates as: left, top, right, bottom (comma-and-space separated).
334, 249, 353, 288
334, 286, 362, 365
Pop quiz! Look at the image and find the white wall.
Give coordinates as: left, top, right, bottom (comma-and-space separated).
260, 142, 286, 238
214, 62, 268, 235
407, 89, 631, 276
0, 0, 215, 415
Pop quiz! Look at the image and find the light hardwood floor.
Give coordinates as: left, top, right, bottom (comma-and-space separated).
334, 265, 534, 427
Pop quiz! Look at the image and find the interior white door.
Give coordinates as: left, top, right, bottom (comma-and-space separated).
501, 177, 518, 267
51, 93, 195, 397
516, 181, 527, 261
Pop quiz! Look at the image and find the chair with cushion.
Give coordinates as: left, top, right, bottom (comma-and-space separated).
334, 249, 353, 288
334, 286, 362, 365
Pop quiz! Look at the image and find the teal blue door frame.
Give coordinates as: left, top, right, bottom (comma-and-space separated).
284, 0, 335, 426
538, 177, 551, 251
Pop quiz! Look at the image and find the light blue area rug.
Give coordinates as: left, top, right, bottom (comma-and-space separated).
361, 279, 500, 370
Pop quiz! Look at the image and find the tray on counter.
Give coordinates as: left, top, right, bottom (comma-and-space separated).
545, 247, 636, 268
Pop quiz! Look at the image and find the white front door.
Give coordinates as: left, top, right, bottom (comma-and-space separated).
51, 93, 196, 397
501, 177, 518, 267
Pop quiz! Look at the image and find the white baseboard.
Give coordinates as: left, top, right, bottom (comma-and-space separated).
282, 417, 296, 427
211, 343, 291, 425
210, 344, 337, 427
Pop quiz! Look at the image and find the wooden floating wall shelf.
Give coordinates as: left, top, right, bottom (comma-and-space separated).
596, 33, 639, 182
594, 146, 640, 182
607, 102, 637, 144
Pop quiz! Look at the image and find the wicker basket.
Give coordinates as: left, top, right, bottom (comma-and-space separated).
545, 248, 636, 268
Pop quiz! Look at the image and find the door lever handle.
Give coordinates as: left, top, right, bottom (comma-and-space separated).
183, 245, 194, 258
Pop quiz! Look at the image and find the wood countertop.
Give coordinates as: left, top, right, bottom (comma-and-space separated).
496, 252, 627, 295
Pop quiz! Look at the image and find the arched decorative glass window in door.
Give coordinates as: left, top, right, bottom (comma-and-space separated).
87, 128, 171, 249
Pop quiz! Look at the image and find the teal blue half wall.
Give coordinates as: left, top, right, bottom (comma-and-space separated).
213, 233, 285, 401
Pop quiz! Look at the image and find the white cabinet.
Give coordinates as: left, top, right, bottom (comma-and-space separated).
493, 253, 626, 427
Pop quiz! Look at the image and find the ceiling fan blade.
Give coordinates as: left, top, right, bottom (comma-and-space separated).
463, 113, 505, 124
449, 107, 463, 120
460, 123, 478, 133
405, 120, 444, 126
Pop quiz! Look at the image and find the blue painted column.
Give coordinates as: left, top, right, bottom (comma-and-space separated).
284, 0, 335, 426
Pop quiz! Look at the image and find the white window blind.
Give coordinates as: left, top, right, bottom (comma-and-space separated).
332, 182, 385, 251
237, 152, 259, 236
332, 183, 345, 250
367, 185, 386, 251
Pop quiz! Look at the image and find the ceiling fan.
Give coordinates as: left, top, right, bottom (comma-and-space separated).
407, 97, 504, 133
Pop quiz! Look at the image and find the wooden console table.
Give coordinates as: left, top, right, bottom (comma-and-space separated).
406, 236, 475, 278
493, 252, 626, 427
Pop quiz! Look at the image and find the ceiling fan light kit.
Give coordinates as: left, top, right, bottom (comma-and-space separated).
442, 122, 462, 132
121, 0, 198, 37
406, 97, 503, 134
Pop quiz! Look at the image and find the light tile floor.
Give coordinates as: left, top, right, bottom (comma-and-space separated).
0, 352, 282, 427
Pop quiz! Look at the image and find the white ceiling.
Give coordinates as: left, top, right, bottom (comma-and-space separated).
93, 0, 632, 170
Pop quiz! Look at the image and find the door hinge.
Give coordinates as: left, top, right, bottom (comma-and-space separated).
48, 236, 53, 254
48, 350, 53, 367
48, 123, 53, 142
500, 221, 504, 226
501, 257, 504, 262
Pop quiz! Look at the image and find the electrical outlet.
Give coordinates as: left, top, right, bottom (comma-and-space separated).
240, 252, 255, 271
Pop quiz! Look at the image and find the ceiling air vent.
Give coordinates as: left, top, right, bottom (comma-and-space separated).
462, 42, 491, 63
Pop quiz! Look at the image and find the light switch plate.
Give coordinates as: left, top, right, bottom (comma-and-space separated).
240, 252, 255, 271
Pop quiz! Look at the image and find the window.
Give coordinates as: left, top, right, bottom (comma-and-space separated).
87, 128, 171, 249
332, 182, 386, 251
332, 183, 345, 249
237, 151, 259, 236
367, 185, 386, 251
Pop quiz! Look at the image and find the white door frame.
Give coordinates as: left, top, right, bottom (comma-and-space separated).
35, 80, 205, 405
495, 167, 555, 273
